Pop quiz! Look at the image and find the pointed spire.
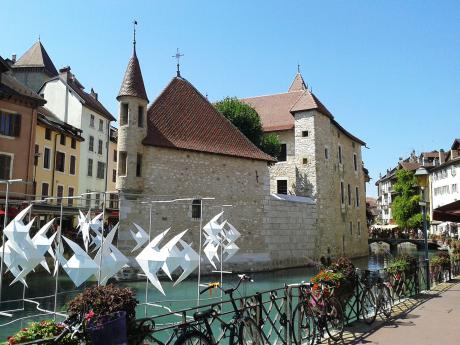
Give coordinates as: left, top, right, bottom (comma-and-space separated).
172, 48, 184, 77
117, 22, 148, 102
288, 69, 307, 92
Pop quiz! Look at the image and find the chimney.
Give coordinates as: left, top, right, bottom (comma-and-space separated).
11, 54, 16, 63
90, 88, 98, 100
59, 66, 71, 82
439, 149, 445, 164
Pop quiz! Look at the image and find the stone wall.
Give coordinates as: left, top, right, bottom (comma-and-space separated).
268, 130, 297, 194
117, 146, 318, 272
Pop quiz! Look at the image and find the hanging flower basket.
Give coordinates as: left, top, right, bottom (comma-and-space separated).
87, 311, 128, 345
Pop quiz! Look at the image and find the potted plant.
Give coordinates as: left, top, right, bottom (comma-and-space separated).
5, 320, 78, 345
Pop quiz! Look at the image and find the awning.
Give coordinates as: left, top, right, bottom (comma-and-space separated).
433, 200, 460, 222
371, 224, 399, 230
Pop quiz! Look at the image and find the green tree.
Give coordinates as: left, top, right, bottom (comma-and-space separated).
214, 97, 281, 158
391, 168, 424, 230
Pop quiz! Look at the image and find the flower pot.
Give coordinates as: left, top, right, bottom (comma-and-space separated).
87, 311, 128, 345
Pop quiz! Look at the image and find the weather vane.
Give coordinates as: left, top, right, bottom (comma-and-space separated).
173, 48, 184, 77
133, 20, 138, 51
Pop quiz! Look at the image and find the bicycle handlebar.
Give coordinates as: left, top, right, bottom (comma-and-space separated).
200, 274, 253, 295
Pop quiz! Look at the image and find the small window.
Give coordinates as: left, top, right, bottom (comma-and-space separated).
44, 148, 51, 169
71, 138, 76, 149
34, 145, 39, 166
113, 149, 117, 162
57, 185, 64, 204
89, 136, 94, 152
119, 152, 127, 176
95, 193, 100, 207
353, 153, 358, 171
277, 180, 288, 194
56, 152, 65, 172
97, 161, 105, 179
138, 106, 144, 127
192, 199, 201, 219
347, 184, 351, 205
0, 154, 12, 179
355, 186, 360, 207
90, 114, 95, 127
136, 153, 142, 177
349, 221, 353, 235
98, 139, 103, 155
99, 119, 104, 132
340, 181, 344, 205
338, 145, 342, 164
60, 134, 66, 146
41, 182, 49, 198
325, 147, 329, 160
68, 187, 74, 206
70, 155, 76, 175
45, 128, 51, 140
357, 221, 361, 236
85, 190, 91, 207
302, 130, 308, 137
302, 158, 308, 165
0, 111, 21, 137
87, 158, 93, 176
112, 169, 116, 183
120, 103, 129, 125
277, 144, 287, 162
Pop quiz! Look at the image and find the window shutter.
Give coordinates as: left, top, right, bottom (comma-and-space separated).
14, 114, 21, 137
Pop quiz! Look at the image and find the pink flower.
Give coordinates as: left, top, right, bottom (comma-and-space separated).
85, 309, 95, 321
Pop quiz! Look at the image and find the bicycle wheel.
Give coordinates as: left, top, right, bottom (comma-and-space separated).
174, 330, 212, 345
291, 301, 316, 345
325, 297, 344, 341
380, 285, 393, 319
239, 317, 263, 345
360, 288, 377, 324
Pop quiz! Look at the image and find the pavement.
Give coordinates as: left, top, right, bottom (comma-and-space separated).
323, 278, 460, 345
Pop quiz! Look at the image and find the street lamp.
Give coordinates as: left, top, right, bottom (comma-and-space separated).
414, 166, 430, 290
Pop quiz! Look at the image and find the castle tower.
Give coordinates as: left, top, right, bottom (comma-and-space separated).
116, 27, 149, 195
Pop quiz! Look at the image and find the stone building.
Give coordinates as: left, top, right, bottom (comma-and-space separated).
242, 72, 369, 257
115, 42, 320, 272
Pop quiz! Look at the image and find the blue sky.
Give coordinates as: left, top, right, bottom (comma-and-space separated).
2, 1, 459, 196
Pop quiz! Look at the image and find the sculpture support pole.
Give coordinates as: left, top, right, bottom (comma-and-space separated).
220, 206, 223, 301
197, 199, 204, 307
98, 192, 107, 285
53, 198, 64, 320
0, 182, 9, 305
144, 204, 152, 317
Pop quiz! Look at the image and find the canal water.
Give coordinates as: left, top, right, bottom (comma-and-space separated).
0, 244, 440, 339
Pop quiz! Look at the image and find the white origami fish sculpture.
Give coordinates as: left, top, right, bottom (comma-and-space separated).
160, 230, 188, 279
130, 223, 149, 252
224, 242, 239, 262
135, 228, 170, 295
203, 241, 220, 269
224, 222, 241, 244
57, 236, 98, 287
174, 240, 199, 286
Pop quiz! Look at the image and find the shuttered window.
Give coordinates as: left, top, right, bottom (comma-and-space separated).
0, 112, 21, 137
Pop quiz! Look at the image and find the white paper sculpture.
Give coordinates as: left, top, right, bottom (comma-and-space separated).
56, 236, 98, 287
130, 223, 149, 252
173, 239, 199, 286
135, 228, 170, 295
202, 212, 226, 268
76, 211, 91, 252
223, 222, 240, 261
93, 223, 129, 285
160, 230, 188, 279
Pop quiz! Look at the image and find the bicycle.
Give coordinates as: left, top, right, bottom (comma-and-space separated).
291, 280, 344, 345
174, 274, 263, 345
359, 270, 393, 324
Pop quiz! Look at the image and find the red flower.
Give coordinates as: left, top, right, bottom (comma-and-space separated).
85, 309, 95, 321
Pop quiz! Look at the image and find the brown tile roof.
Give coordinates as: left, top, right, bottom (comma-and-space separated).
421, 151, 440, 158
117, 49, 148, 102
67, 78, 115, 121
0, 68, 46, 105
13, 41, 58, 77
37, 106, 84, 141
399, 161, 421, 171
241, 73, 365, 145
143, 77, 274, 162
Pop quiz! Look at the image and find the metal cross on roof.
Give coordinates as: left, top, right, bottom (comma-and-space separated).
173, 48, 184, 77
297, 63, 301, 73
133, 20, 138, 51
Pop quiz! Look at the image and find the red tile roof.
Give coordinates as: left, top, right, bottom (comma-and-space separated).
117, 49, 148, 102
143, 77, 274, 162
288, 73, 307, 92
399, 161, 421, 171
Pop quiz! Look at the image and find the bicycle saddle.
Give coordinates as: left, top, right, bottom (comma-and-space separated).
193, 308, 215, 321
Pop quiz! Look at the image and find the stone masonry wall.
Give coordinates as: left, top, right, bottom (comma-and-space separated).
268, 130, 297, 194
118, 146, 318, 273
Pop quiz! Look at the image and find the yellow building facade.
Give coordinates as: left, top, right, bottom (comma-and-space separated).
34, 107, 84, 209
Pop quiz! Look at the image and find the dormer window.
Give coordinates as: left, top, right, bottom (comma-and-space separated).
120, 103, 129, 126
